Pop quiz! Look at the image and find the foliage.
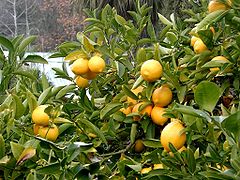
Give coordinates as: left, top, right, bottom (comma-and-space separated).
1, 0, 240, 179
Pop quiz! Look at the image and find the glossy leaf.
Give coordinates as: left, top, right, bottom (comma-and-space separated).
23, 55, 48, 64
194, 81, 221, 112
100, 102, 122, 119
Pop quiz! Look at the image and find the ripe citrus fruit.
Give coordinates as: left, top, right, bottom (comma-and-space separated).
132, 102, 152, 121
88, 55, 106, 73
141, 167, 152, 174
120, 106, 133, 115
152, 85, 173, 107
210, 26, 215, 34
208, 0, 229, 13
169, 146, 187, 157
82, 70, 98, 80
210, 56, 228, 72
32, 105, 50, 126
190, 36, 200, 47
153, 164, 163, 170
33, 124, 41, 135
75, 76, 89, 88
38, 124, 59, 142
71, 58, 89, 75
127, 86, 144, 105
140, 60, 163, 82
134, 139, 145, 153
151, 106, 168, 126
193, 39, 209, 54
160, 120, 186, 152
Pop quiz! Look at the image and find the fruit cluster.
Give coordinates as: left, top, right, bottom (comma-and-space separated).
32, 105, 59, 142
70, 55, 106, 88
121, 59, 186, 153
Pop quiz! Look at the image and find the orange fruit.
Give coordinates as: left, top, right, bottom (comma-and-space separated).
32, 105, 50, 126
140, 60, 163, 82
152, 85, 173, 107
82, 70, 98, 80
193, 39, 209, 54
33, 124, 41, 135
190, 36, 200, 47
120, 106, 133, 115
71, 58, 89, 75
210, 27, 215, 34
160, 120, 186, 152
208, 1, 229, 13
38, 124, 59, 142
127, 86, 144, 105
209, 56, 229, 72
132, 102, 152, 121
75, 76, 89, 88
88, 55, 105, 73
151, 106, 168, 126
134, 139, 145, 153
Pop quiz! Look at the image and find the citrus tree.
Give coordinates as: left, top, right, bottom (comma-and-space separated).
1, 0, 240, 179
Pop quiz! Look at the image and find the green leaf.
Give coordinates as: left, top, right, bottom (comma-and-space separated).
122, 85, 138, 100
185, 148, 196, 173
37, 86, 52, 105
0, 35, 14, 52
10, 142, 24, 160
36, 163, 61, 175
55, 85, 76, 99
130, 123, 137, 144
196, 10, 228, 31
41, 74, 50, 91
142, 139, 161, 148
132, 76, 144, 90
16, 147, 36, 165
194, 81, 221, 112
174, 104, 212, 122
100, 102, 122, 119
199, 171, 233, 180
13, 70, 38, 81
0, 134, 5, 158
23, 55, 48, 64
157, 13, 173, 26
79, 118, 108, 145
12, 94, 25, 119
147, 19, 156, 41
83, 35, 94, 52
136, 48, 146, 63
17, 36, 37, 55
27, 90, 38, 113
166, 32, 178, 44
198, 29, 213, 49
115, 14, 127, 26
222, 111, 240, 139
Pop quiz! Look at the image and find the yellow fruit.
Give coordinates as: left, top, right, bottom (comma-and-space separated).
71, 58, 89, 75
160, 121, 186, 152
153, 164, 163, 170
152, 85, 173, 107
33, 124, 41, 135
169, 146, 187, 157
193, 39, 209, 54
75, 76, 89, 88
134, 139, 145, 153
82, 70, 98, 80
88, 56, 106, 73
120, 106, 133, 115
140, 60, 163, 82
151, 106, 168, 126
190, 36, 200, 47
208, 1, 229, 13
127, 86, 144, 105
132, 102, 152, 121
38, 124, 59, 142
210, 56, 229, 72
32, 105, 50, 126
141, 167, 152, 174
